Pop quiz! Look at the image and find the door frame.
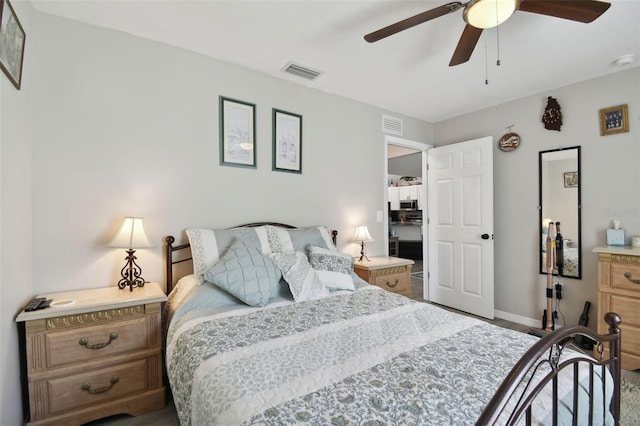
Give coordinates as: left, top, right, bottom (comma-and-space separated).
383, 135, 432, 299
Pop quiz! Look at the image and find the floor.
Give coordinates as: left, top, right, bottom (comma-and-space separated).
409, 260, 530, 333
87, 259, 636, 424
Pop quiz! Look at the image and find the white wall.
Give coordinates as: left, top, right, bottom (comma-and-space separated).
29, 12, 432, 295
0, 1, 34, 424
1, 11, 432, 424
434, 66, 640, 327
545, 158, 579, 244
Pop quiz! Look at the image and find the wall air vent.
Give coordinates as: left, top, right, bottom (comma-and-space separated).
382, 115, 403, 136
281, 62, 323, 81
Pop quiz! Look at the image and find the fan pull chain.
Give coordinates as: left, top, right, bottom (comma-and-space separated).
496, 25, 502, 66
485, 43, 489, 85
495, 0, 501, 66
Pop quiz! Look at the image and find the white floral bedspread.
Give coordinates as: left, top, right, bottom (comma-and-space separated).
166, 287, 554, 425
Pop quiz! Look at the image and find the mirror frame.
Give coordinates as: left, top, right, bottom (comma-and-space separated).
539, 146, 582, 279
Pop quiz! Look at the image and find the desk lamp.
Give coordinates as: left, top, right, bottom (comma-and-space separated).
353, 226, 374, 261
108, 217, 152, 291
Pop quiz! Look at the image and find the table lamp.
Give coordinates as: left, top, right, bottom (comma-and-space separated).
353, 225, 374, 261
108, 217, 153, 291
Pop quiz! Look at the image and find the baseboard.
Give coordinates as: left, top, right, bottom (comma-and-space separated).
494, 309, 540, 328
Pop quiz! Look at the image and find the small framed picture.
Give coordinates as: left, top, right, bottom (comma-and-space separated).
272, 108, 302, 174
0, 0, 26, 90
563, 171, 578, 188
599, 104, 629, 136
219, 96, 256, 168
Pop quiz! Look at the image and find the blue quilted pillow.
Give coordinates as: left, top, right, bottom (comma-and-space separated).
204, 239, 282, 306
186, 226, 271, 285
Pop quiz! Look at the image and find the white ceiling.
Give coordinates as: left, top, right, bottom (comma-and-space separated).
31, 0, 640, 123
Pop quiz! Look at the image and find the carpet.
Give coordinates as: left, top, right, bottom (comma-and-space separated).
621, 377, 640, 425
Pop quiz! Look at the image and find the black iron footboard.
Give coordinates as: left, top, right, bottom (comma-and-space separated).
477, 312, 621, 425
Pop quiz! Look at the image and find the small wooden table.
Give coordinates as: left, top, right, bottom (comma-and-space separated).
354, 256, 414, 297
16, 283, 167, 425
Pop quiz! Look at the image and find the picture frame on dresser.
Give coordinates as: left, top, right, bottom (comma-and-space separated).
0, 0, 26, 90
599, 104, 629, 136
272, 108, 302, 174
219, 96, 256, 168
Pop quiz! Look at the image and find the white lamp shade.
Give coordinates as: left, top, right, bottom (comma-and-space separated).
464, 0, 517, 29
353, 226, 374, 243
108, 217, 153, 249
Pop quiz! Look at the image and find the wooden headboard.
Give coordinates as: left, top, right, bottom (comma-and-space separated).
164, 222, 338, 294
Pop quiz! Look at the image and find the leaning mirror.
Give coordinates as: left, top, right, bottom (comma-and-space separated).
539, 146, 581, 279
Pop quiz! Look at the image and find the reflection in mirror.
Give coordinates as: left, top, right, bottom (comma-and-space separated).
539, 146, 581, 279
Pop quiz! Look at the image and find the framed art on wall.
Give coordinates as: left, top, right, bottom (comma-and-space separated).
0, 0, 26, 90
272, 108, 302, 174
219, 96, 256, 168
563, 171, 578, 188
599, 104, 629, 136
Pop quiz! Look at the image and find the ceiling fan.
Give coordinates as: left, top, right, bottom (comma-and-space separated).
364, 0, 611, 66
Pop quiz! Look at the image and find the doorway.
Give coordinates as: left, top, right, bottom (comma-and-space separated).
384, 135, 431, 300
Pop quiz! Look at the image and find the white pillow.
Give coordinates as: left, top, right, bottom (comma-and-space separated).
266, 225, 336, 253
269, 251, 329, 302
308, 246, 355, 291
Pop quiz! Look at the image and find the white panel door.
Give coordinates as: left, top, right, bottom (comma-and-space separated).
427, 136, 494, 319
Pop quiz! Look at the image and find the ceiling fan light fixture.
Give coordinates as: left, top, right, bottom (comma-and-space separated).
464, 0, 518, 29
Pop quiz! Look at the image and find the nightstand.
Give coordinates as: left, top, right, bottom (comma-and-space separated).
16, 283, 167, 425
354, 256, 415, 297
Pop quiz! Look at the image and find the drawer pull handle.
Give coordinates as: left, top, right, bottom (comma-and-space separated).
624, 272, 640, 285
387, 279, 399, 288
79, 331, 119, 349
81, 376, 119, 394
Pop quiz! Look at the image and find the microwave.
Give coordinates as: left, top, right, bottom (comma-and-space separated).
399, 199, 418, 211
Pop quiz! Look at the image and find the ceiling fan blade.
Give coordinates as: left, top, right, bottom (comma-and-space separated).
364, 2, 464, 43
518, 0, 611, 23
449, 25, 483, 66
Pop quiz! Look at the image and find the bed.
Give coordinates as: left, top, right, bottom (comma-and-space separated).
542, 247, 580, 277
164, 223, 621, 425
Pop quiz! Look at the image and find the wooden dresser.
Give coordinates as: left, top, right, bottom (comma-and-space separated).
16, 283, 167, 425
594, 246, 640, 370
354, 256, 415, 297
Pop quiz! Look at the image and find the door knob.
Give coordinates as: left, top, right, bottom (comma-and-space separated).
481, 233, 490, 240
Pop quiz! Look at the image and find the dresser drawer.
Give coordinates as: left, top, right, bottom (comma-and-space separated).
610, 261, 640, 293
608, 294, 640, 357
46, 317, 149, 368
597, 278, 640, 370
47, 358, 148, 415
608, 293, 640, 328
372, 269, 411, 296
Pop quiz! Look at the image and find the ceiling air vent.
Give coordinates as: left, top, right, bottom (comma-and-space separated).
281, 62, 322, 81
382, 115, 403, 136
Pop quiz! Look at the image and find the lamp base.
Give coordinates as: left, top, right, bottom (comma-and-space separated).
117, 249, 146, 292
358, 242, 370, 262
